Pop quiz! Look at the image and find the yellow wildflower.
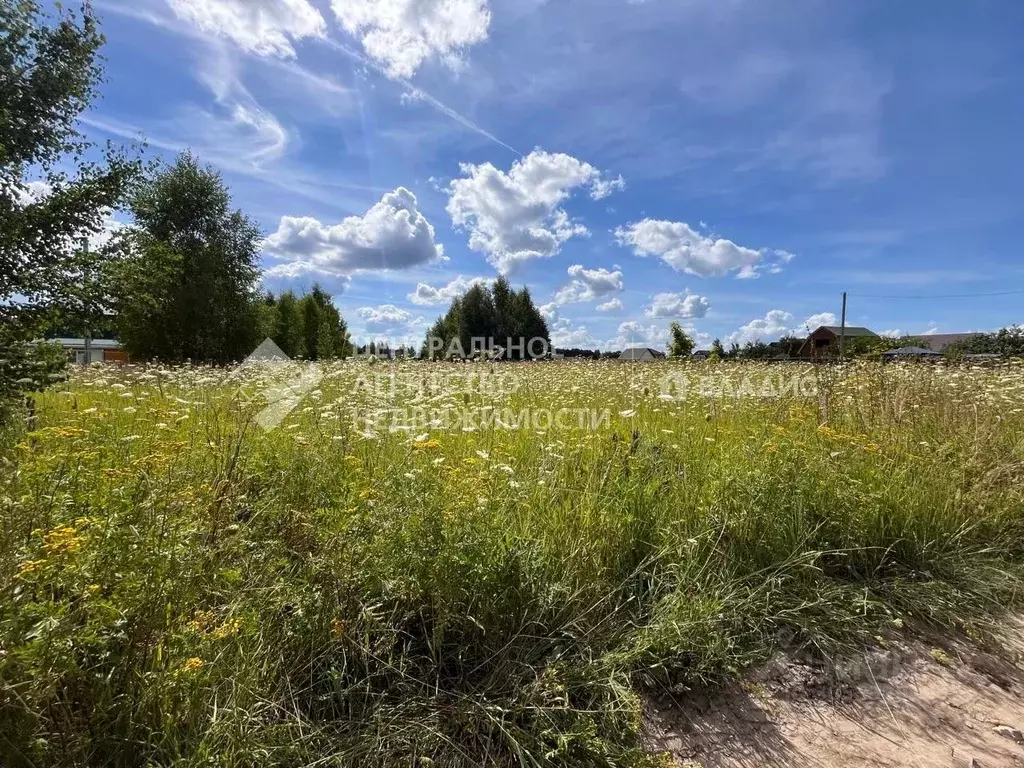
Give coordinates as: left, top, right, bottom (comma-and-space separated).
211, 617, 242, 640
186, 610, 216, 634
412, 440, 441, 450
16, 559, 46, 578
180, 657, 205, 674
331, 618, 346, 639
41, 525, 85, 556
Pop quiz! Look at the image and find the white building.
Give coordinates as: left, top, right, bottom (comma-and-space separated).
53, 338, 126, 365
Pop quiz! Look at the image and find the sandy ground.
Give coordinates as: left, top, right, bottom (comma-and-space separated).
645, 630, 1024, 767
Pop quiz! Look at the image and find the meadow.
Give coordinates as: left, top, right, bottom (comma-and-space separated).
2, 358, 1024, 767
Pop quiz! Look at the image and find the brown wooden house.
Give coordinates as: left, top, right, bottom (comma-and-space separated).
799, 326, 877, 359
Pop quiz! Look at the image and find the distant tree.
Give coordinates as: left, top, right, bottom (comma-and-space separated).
109, 153, 262, 363
667, 322, 695, 358
1, 1, 141, 421
271, 291, 305, 358
425, 281, 550, 360
738, 340, 771, 359
300, 290, 322, 360
492, 275, 514, 344
513, 287, 550, 359
315, 321, 335, 360
458, 283, 497, 354
947, 326, 1024, 357
709, 338, 725, 361
297, 285, 351, 360
843, 335, 892, 359
776, 335, 804, 358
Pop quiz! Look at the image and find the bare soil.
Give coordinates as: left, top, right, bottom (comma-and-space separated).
645, 627, 1024, 767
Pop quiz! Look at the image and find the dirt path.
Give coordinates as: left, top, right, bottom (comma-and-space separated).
646, 633, 1024, 767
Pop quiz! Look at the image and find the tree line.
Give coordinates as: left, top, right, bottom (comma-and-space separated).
93, 152, 353, 364
259, 286, 352, 361
1, 2, 358, 423
423, 277, 551, 359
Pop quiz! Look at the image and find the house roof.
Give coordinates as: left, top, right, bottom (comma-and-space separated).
817, 326, 878, 337
882, 346, 942, 356
51, 338, 122, 350
619, 347, 665, 359
915, 333, 981, 352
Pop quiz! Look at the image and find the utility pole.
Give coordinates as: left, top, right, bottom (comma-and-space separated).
839, 291, 847, 361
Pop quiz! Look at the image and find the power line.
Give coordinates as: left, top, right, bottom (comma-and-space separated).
846, 288, 1024, 300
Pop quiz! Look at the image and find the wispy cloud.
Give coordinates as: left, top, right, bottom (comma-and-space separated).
321, 38, 520, 155
102, 0, 519, 157
81, 112, 384, 211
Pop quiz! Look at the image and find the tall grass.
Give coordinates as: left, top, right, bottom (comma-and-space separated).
2, 359, 1023, 766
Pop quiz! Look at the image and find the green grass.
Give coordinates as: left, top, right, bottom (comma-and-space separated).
2, 359, 1024, 766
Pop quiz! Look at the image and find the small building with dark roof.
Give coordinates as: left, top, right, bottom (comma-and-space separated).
881, 346, 942, 361
618, 347, 666, 361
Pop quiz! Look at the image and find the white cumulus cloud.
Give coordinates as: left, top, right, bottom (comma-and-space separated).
615, 219, 791, 278
408, 275, 490, 306
644, 292, 710, 319
263, 187, 444, 280
332, 0, 491, 79
727, 310, 795, 346
596, 298, 623, 313
800, 312, 838, 331
549, 317, 600, 349
554, 264, 624, 305
590, 174, 626, 200
727, 310, 838, 346
609, 321, 667, 350
166, 0, 326, 58
447, 150, 625, 273
356, 304, 423, 333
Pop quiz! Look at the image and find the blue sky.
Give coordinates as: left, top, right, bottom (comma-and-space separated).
82, 0, 1024, 350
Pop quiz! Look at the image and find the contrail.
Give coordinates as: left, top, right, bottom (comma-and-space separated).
322, 39, 520, 157
95, 2, 520, 156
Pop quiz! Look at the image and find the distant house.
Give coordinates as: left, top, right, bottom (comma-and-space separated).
692, 350, 711, 360
619, 347, 666, 361
881, 346, 942, 361
53, 338, 127, 365
799, 326, 877, 359
914, 333, 980, 353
